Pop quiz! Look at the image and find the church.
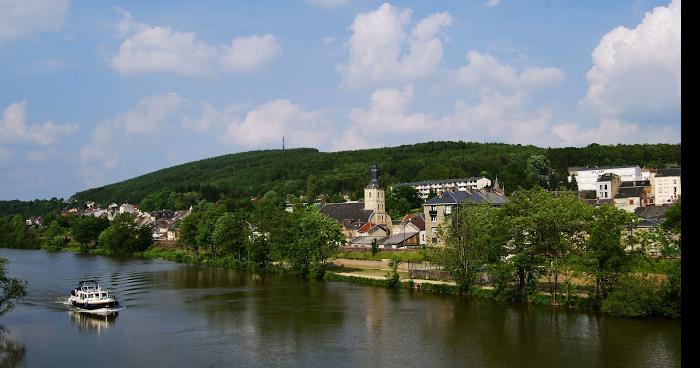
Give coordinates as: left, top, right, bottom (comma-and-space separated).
319, 163, 393, 241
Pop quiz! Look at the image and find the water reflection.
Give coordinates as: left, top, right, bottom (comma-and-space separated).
0, 325, 26, 368
69, 311, 118, 335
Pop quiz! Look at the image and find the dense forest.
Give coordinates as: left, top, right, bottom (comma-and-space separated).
1, 141, 681, 216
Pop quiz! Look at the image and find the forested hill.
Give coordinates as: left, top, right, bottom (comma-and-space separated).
70, 141, 681, 205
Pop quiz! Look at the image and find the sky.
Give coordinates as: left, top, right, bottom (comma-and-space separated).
0, 0, 681, 200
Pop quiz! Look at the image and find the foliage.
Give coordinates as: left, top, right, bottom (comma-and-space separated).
582, 204, 640, 303
386, 186, 422, 218
139, 190, 201, 212
72, 216, 111, 252
385, 256, 402, 288
0, 216, 40, 249
98, 213, 153, 256
601, 275, 661, 318
426, 201, 500, 295
371, 238, 378, 255
68, 142, 680, 206
0, 258, 27, 317
281, 207, 345, 278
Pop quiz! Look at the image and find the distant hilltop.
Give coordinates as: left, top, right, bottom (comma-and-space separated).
70, 141, 680, 206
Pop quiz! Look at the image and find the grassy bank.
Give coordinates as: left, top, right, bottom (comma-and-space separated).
337, 250, 425, 262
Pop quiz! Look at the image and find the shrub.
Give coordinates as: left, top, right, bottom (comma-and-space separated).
601, 275, 661, 318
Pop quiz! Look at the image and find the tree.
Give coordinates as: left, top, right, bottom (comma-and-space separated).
213, 212, 249, 261
72, 216, 110, 252
98, 213, 153, 256
526, 155, 555, 188
582, 204, 639, 302
569, 174, 579, 191
385, 255, 401, 288
306, 175, 317, 204
427, 201, 500, 295
280, 207, 344, 278
498, 188, 590, 303
371, 238, 379, 256
0, 257, 27, 317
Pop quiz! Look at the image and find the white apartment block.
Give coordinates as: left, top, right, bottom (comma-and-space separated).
568, 166, 642, 191
652, 168, 681, 206
393, 177, 492, 200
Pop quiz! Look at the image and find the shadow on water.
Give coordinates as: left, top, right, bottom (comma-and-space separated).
68, 311, 118, 335
0, 325, 26, 368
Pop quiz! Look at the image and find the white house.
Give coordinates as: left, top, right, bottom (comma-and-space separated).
596, 173, 622, 201
652, 168, 681, 206
393, 177, 492, 200
119, 203, 137, 215
569, 166, 642, 191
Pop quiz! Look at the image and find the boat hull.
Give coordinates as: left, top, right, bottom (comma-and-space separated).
70, 300, 119, 310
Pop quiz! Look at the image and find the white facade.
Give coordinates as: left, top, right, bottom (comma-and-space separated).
652, 175, 681, 206
569, 166, 642, 191
119, 203, 136, 215
614, 196, 642, 213
596, 174, 621, 200
395, 177, 492, 200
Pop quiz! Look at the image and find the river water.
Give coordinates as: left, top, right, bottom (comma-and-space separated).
0, 248, 680, 367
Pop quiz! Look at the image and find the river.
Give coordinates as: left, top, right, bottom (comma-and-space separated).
0, 248, 680, 367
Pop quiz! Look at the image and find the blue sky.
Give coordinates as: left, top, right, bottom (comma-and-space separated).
0, 0, 681, 200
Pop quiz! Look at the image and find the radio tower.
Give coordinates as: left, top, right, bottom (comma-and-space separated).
282, 136, 285, 150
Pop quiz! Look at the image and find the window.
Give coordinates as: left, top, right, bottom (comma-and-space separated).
431, 226, 437, 234
431, 215, 437, 222
445, 206, 452, 214
368, 192, 371, 198
605, 184, 608, 190
629, 199, 634, 205
431, 206, 436, 212
600, 184, 603, 190
604, 191, 608, 198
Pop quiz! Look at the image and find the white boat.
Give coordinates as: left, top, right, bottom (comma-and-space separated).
69, 280, 119, 310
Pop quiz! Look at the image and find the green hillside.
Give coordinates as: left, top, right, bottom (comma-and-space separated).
69, 141, 680, 206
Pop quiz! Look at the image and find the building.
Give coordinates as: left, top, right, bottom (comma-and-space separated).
423, 189, 507, 246
320, 163, 392, 241
568, 166, 642, 191
613, 186, 645, 213
392, 177, 492, 200
596, 173, 622, 201
652, 168, 681, 206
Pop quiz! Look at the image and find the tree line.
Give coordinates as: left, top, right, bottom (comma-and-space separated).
425, 188, 681, 318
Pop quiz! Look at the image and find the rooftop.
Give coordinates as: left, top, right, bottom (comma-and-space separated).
424, 189, 507, 206
656, 168, 681, 177
393, 177, 487, 187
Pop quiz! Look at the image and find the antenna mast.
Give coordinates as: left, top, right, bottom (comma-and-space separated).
282, 136, 285, 150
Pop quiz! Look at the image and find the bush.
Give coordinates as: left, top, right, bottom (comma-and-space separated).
601, 275, 661, 318
385, 256, 401, 288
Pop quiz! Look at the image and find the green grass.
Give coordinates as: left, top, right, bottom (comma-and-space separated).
336, 251, 425, 262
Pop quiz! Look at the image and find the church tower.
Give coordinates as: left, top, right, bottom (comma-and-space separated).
364, 163, 389, 225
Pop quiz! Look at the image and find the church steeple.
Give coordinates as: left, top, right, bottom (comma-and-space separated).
367, 162, 383, 189
364, 163, 389, 226
493, 175, 504, 194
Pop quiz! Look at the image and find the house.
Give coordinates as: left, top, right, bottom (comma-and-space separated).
568, 166, 642, 191
423, 188, 507, 246
596, 173, 622, 201
119, 203, 137, 215
613, 186, 645, 213
347, 231, 420, 249
320, 163, 392, 240
652, 168, 681, 206
25, 216, 44, 228
392, 177, 492, 200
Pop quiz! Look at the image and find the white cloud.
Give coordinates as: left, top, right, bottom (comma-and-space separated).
219, 34, 281, 72
581, 0, 680, 118
485, 0, 501, 7
335, 86, 436, 150
339, 3, 452, 86
110, 10, 280, 76
0, 101, 78, 146
223, 100, 330, 149
0, 0, 70, 44
551, 118, 680, 146
79, 93, 190, 186
306, 0, 352, 7
453, 51, 564, 93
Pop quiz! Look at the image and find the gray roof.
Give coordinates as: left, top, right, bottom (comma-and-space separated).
638, 218, 663, 228
320, 202, 373, 223
620, 180, 650, 187
569, 165, 640, 171
424, 189, 507, 206
394, 177, 487, 187
635, 206, 670, 219
597, 173, 619, 182
616, 187, 644, 198
348, 231, 419, 246
656, 168, 681, 177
